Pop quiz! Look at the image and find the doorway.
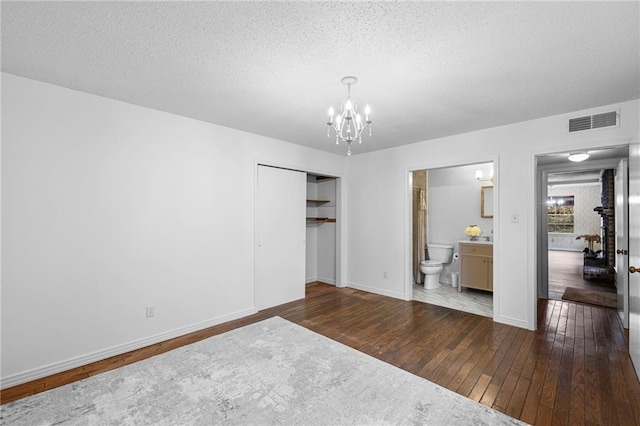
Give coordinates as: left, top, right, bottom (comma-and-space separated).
255, 163, 344, 313
536, 146, 629, 319
409, 162, 495, 318
546, 171, 617, 301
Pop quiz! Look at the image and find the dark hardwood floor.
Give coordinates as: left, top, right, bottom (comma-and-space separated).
2, 282, 639, 425
548, 250, 617, 301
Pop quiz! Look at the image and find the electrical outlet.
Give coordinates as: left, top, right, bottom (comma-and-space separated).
146, 305, 155, 318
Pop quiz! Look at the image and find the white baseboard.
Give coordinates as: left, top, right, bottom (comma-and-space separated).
494, 314, 531, 330
317, 276, 335, 285
345, 282, 405, 300
1, 307, 257, 389
305, 276, 317, 284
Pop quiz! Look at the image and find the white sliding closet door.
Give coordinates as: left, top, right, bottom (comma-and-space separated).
255, 165, 306, 310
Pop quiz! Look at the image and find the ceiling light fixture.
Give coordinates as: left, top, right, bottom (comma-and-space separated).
327, 76, 372, 156
568, 152, 590, 162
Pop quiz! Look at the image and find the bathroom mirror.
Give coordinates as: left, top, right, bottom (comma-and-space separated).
481, 186, 494, 218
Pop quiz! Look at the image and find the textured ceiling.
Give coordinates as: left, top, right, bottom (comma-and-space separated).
2, 2, 639, 156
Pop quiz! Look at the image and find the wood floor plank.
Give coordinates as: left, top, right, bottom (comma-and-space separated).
468, 373, 493, 402
583, 306, 602, 425
444, 326, 495, 392
454, 325, 514, 397
551, 361, 573, 425
480, 328, 529, 408
505, 376, 531, 419
494, 331, 535, 410
423, 320, 489, 386
520, 301, 558, 424
2, 283, 640, 426
569, 330, 586, 424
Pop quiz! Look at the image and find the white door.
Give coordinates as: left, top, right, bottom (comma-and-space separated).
616, 159, 629, 328
629, 141, 640, 379
255, 165, 306, 310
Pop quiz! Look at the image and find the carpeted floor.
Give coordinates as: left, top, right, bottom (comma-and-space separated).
561, 286, 617, 308
1, 317, 525, 425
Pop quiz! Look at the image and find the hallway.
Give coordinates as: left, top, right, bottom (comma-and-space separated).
548, 250, 617, 301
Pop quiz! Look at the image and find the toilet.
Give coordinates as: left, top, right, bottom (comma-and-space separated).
420, 244, 454, 290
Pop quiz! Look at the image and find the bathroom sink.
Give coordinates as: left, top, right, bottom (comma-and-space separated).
458, 239, 493, 245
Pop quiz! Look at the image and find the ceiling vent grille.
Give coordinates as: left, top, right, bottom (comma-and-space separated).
568, 110, 619, 133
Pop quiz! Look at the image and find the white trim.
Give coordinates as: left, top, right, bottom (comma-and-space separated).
495, 314, 532, 331
532, 140, 632, 331
306, 277, 337, 285
0, 308, 257, 389
527, 151, 538, 330
335, 176, 346, 288
346, 281, 405, 300
253, 158, 346, 291
404, 156, 500, 318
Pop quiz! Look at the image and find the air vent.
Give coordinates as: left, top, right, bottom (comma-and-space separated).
568, 110, 619, 133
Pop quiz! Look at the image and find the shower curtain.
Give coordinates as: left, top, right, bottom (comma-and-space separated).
413, 187, 427, 284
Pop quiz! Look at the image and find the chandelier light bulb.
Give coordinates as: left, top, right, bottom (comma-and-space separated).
344, 99, 353, 113
328, 106, 334, 120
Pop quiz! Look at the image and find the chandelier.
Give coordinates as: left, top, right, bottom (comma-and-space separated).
326, 76, 372, 156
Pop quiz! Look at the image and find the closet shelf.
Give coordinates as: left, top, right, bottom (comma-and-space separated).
306, 217, 336, 223
306, 199, 331, 204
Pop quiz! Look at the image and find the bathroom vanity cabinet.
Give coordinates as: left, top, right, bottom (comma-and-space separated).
459, 242, 493, 292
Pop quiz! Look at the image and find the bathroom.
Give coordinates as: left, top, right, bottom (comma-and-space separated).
412, 162, 494, 317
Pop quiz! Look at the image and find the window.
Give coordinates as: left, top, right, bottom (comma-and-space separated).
547, 196, 575, 233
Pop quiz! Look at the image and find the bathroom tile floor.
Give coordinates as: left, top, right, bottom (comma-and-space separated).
412, 282, 493, 318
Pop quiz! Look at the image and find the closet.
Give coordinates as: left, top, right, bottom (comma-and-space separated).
305, 175, 337, 285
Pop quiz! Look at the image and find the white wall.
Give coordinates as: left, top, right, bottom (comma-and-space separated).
1, 74, 345, 386
548, 183, 602, 251
345, 99, 639, 329
427, 163, 494, 246
3, 72, 639, 386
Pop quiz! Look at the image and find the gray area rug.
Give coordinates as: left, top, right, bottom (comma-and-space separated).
1, 317, 525, 425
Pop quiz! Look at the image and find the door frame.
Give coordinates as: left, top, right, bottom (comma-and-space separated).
253, 159, 346, 297
403, 156, 500, 320
628, 140, 640, 380
615, 159, 629, 328
534, 149, 629, 301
